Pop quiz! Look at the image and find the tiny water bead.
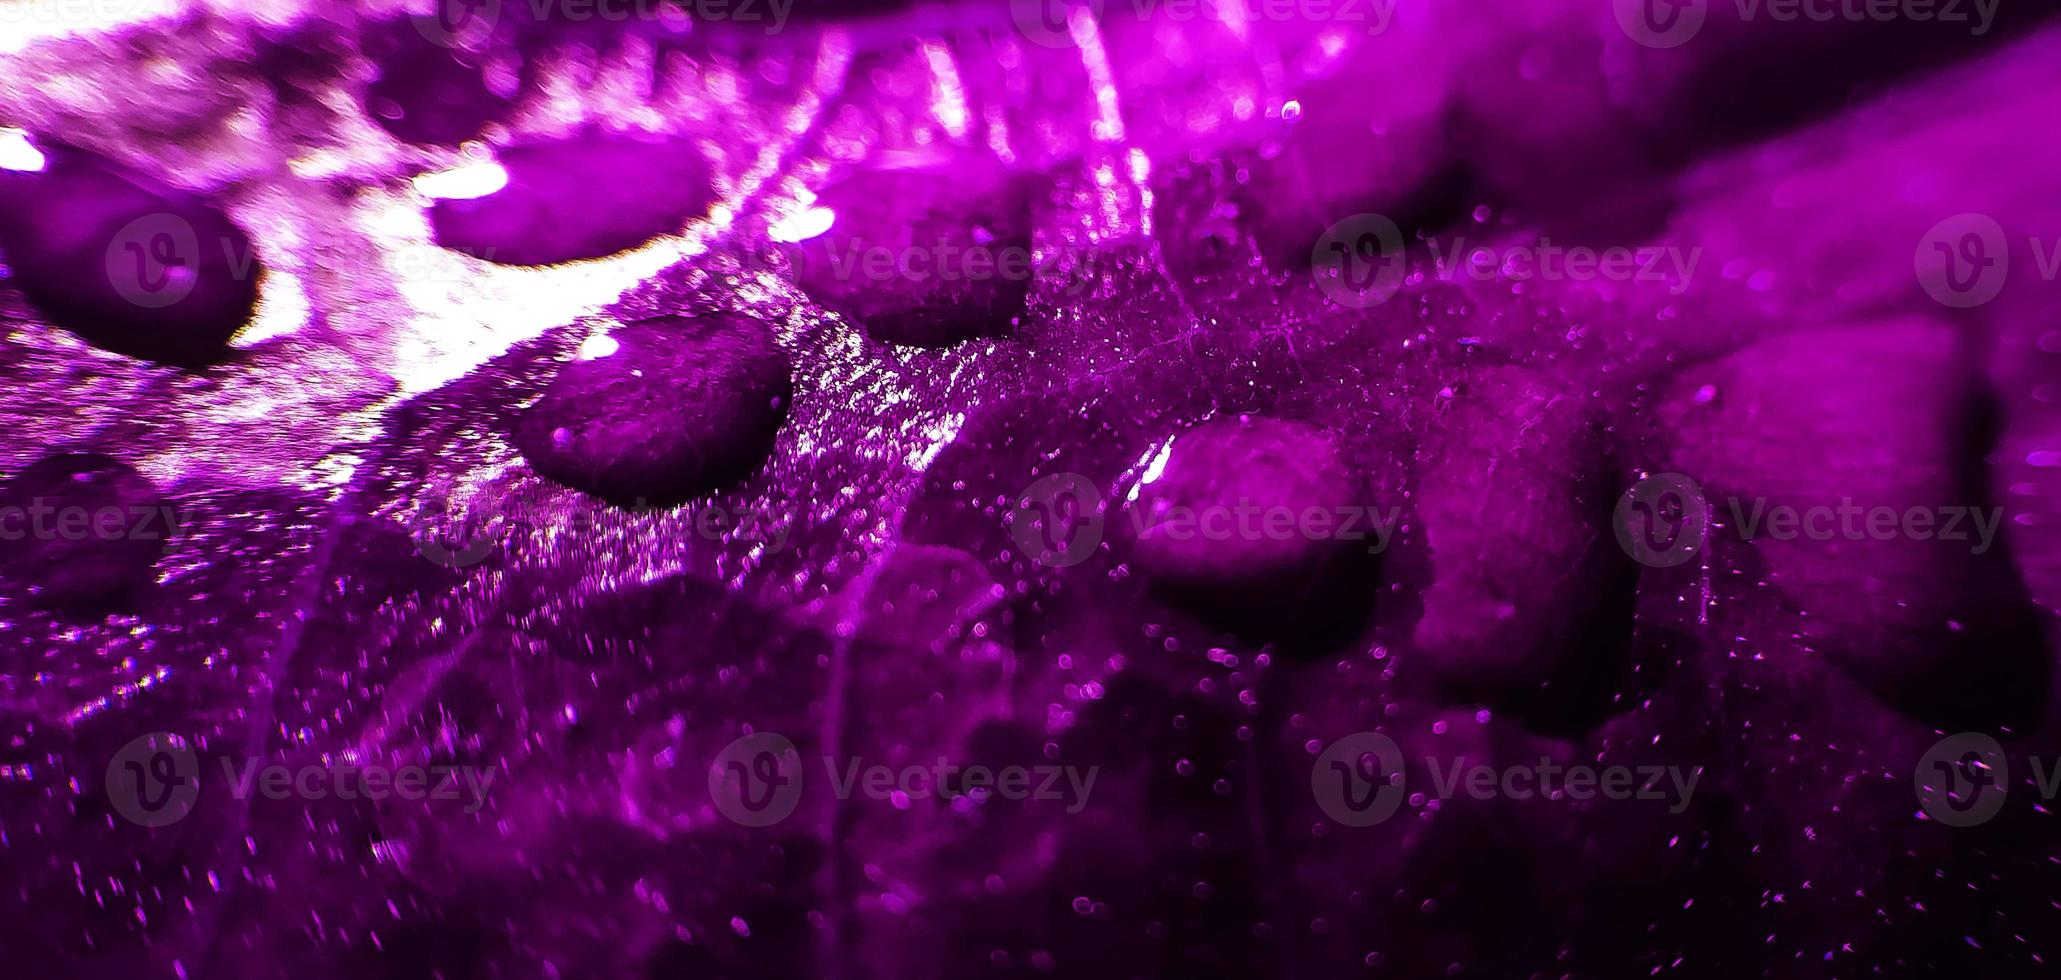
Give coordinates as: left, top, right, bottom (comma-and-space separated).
511, 313, 791, 507
0, 453, 174, 610
428, 133, 716, 266
0, 140, 260, 367
781, 152, 1038, 348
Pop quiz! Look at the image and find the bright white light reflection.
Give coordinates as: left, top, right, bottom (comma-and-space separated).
768, 206, 835, 243
0, 0, 178, 55
1126, 436, 1177, 503
577, 333, 620, 360
412, 161, 509, 201
0, 130, 46, 172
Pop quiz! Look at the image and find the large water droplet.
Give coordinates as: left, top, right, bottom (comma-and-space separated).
0, 453, 173, 611
430, 134, 716, 266
0, 141, 261, 367
511, 313, 790, 506
782, 152, 1037, 347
